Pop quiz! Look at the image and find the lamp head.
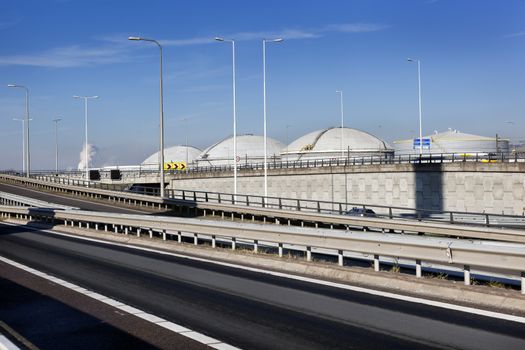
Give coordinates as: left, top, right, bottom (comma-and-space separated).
7, 84, 16, 87
128, 36, 142, 41
214, 37, 225, 42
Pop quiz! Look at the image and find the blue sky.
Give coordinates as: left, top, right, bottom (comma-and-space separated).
1, 0, 524, 170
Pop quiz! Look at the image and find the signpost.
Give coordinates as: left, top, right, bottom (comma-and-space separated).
164, 162, 187, 171
413, 138, 431, 150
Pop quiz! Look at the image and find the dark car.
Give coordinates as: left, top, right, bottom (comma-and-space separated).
344, 207, 376, 217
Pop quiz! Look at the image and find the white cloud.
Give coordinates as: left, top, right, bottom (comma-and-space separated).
503, 31, 525, 38
0, 44, 132, 68
0, 17, 23, 29
0, 22, 387, 68
161, 22, 386, 46
321, 23, 389, 33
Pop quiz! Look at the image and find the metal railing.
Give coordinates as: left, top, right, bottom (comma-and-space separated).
0, 191, 77, 210
132, 186, 525, 230
181, 152, 525, 175
1, 205, 524, 293
3, 152, 524, 179
2, 172, 525, 230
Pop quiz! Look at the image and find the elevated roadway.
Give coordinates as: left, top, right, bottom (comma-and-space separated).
0, 223, 524, 350
0, 182, 149, 215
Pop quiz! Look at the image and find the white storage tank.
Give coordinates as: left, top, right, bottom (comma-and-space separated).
282, 127, 394, 161
393, 129, 509, 156
195, 134, 285, 167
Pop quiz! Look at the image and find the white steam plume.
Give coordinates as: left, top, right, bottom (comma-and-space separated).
78, 143, 97, 170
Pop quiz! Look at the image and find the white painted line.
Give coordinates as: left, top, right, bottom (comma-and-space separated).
210, 343, 245, 350
135, 313, 165, 323
180, 331, 221, 345
0, 255, 240, 350
0, 334, 20, 350
82, 291, 110, 301
157, 321, 191, 333
117, 305, 143, 315
28, 226, 525, 325
99, 298, 125, 307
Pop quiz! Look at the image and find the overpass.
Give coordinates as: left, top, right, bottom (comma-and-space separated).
26, 152, 525, 215
2, 172, 525, 349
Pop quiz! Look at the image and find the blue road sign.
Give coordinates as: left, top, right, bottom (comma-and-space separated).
413, 138, 431, 149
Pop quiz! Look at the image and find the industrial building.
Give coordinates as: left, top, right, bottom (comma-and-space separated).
393, 129, 509, 156
194, 134, 285, 167
141, 145, 202, 167
281, 127, 394, 161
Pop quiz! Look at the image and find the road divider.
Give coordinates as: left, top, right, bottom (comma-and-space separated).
1, 205, 524, 294
1, 174, 525, 244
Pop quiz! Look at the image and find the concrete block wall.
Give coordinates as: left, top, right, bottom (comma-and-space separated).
168, 163, 525, 215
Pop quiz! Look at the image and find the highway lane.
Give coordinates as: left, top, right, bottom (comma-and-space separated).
1, 224, 524, 349
0, 183, 149, 214
0, 268, 207, 350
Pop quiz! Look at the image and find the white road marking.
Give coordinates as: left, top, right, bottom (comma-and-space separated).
0, 255, 241, 350
3, 221, 525, 326
34, 226, 525, 325
0, 334, 20, 350
0, 182, 147, 214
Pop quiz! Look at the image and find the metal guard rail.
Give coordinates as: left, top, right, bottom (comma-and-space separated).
6, 151, 525, 176
2, 172, 525, 245
0, 191, 77, 210
1, 205, 524, 293
2, 173, 525, 231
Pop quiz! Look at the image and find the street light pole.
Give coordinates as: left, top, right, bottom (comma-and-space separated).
181, 117, 189, 165
407, 58, 423, 155
336, 90, 344, 157
215, 37, 238, 196
8, 84, 30, 177
12, 118, 25, 173
73, 95, 98, 180
53, 118, 62, 173
129, 36, 166, 197
262, 38, 283, 197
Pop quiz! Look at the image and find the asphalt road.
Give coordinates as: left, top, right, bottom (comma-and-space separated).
1, 223, 524, 350
0, 182, 149, 214
0, 265, 207, 350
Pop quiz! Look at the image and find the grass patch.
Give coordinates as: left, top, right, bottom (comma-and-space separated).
429, 272, 449, 280
487, 280, 505, 289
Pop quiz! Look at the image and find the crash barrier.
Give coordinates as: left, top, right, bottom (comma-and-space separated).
2, 173, 524, 230
1, 173, 525, 243
1, 205, 524, 293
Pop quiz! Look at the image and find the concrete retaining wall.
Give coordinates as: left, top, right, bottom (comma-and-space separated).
168, 163, 525, 215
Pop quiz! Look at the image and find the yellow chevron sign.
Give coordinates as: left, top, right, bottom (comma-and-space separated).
163, 162, 187, 171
